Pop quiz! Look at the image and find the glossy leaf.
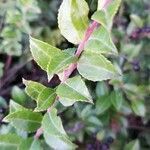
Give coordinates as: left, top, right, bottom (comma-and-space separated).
96, 94, 111, 114
3, 110, 42, 132
35, 88, 56, 112
30, 37, 77, 80
58, 0, 89, 44
77, 51, 120, 82
85, 26, 118, 55
131, 100, 146, 117
96, 0, 121, 29
124, 140, 140, 150
23, 80, 56, 111
42, 108, 77, 149
18, 138, 42, 150
56, 76, 93, 106
0, 134, 23, 150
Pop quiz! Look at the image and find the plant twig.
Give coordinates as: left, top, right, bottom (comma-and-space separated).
61, 21, 99, 83
34, 0, 112, 139
61, 0, 113, 83
34, 127, 43, 139
34, 21, 99, 139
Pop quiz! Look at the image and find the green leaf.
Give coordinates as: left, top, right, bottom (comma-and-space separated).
106, 0, 121, 20
35, 88, 56, 112
9, 99, 27, 113
56, 76, 93, 106
18, 138, 42, 150
3, 110, 42, 132
23, 79, 46, 100
92, 10, 107, 28
131, 100, 146, 117
11, 86, 27, 105
111, 91, 123, 111
23, 80, 56, 111
77, 51, 120, 82
124, 140, 140, 150
130, 14, 143, 28
42, 108, 77, 149
64, 48, 76, 56
0, 134, 23, 150
58, 0, 89, 44
96, 0, 121, 29
85, 26, 118, 55
96, 94, 111, 114
30, 37, 77, 81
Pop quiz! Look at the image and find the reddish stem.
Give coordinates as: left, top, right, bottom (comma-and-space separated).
34, 127, 43, 139
75, 21, 99, 57
34, 0, 112, 139
60, 0, 113, 83
61, 21, 99, 83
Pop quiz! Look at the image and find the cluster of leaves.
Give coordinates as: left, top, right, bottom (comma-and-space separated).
0, 0, 40, 80
0, 0, 65, 79
0, 0, 40, 56
0, 0, 149, 149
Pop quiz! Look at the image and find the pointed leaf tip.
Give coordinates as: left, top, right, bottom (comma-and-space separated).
29, 37, 77, 81
22, 78, 28, 86
58, 0, 89, 44
56, 76, 93, 106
